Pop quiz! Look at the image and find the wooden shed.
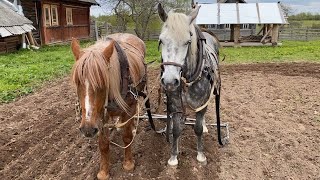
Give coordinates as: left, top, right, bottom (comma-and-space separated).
196, 1, 288, 46
0, 0, 35, 53
19, 0, 98, 45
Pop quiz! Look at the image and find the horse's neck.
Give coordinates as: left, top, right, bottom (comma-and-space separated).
186, 24, 198, 78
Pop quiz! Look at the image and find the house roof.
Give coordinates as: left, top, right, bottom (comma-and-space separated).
196, 0, 246, 3
196, 3, 288, 25
218, 0, 246, 3
0, 1, 34, 37
196, 0, 215, 3
79, 0, 99, 5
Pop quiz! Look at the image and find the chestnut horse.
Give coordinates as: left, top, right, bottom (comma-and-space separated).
71, 33, 152, 180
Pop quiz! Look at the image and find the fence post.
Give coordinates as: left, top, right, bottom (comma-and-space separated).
306, 27, 309, 41
94, 20, 98, 41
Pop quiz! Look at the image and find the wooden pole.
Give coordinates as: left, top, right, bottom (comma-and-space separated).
234, 24, 241, 46
94, 20, 98, 41
230, 24, 234, 41
27, 32, 35, 46
257, 25, 265, 35
260, 28, 272, 44
271, 24, 279, 46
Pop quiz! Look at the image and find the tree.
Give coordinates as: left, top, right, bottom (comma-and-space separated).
279, 2, 293, 16
99, 0, 191, 40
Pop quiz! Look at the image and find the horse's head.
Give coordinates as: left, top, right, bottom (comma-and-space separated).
158, 3, 200, 92
71, 39, 114, 138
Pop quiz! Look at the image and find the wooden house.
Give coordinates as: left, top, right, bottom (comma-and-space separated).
19, 0, 98, 45
0, 0, 35, 53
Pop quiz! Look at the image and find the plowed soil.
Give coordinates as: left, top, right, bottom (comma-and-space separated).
0, 63, 319, 180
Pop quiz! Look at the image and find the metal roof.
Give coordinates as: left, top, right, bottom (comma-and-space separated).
196, 3, 288, 25
0, 1, 35, 37
79, 0, 99, 5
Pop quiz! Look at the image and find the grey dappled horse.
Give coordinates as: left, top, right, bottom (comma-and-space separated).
157, 4, 222, 166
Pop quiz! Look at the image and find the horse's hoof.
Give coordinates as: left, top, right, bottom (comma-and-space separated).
97, 171, 109, 180
197, 152, 207, 165
168, 156, 178, 166
123, 160, 135, 171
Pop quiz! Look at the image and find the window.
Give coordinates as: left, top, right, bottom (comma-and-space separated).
44, 5, 51, 26
208, 24, 216, 29
225, 24, 230, 29
43, 4, 59, 26
66, 8, 73, 25
242, 24, 249, 29
51, 5, 59, 26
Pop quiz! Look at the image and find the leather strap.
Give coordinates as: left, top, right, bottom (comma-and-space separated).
161, 61, 184, 69
187, 25, 206, 83
106, 37, 130, 98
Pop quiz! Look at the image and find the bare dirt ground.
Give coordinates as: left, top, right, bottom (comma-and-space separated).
0, 63, 319, 180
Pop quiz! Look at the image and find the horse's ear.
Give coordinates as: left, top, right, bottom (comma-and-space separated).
158, 3, 167, 22
71, 38, 81, 61
103, 40, 114, 61
189, 5, 201, 24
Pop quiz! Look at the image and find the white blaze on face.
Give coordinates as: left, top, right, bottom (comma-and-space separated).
159, 35, 189, 84
85, 80, 92, 121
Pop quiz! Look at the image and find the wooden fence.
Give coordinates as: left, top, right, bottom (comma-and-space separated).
279, 28, 320, 41
91, 21, 320, 41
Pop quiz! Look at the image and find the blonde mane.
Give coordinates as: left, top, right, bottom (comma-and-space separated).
72, 40, 145, 114
163, 11, 198, 71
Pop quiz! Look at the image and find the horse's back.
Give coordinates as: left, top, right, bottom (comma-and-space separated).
203, 32, 219, 56
107, 33, 146, 56
107, 33, 146, 86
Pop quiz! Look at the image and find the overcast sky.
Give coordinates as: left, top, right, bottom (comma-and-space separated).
246, 0, 320, 14
90, 0, 320, 16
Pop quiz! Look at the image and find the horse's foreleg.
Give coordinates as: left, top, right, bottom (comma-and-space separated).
97, 127, 110, 180
168, 114, 183, 166
121, 114, 135, 171
195, 107, 208, 164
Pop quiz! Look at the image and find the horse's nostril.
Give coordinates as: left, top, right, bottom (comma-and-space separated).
93, 128, 98, 135
79, 127, 84, 133
174, 78, 180, 87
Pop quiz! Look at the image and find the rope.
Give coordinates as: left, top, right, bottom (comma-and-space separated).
109, 103, 141, 149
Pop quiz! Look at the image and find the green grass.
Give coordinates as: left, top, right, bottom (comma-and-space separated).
1, 40, 319, 103
289, 20, 320, 28
145, 40, 161, 63
0, 44, 77, 103
220, 40, 320, 64
145, 40, 320, 64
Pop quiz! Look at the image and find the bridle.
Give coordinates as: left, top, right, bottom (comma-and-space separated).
159, 36, 192, 80
159, 25, 206, 85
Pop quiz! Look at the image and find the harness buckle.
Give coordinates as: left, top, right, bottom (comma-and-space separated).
129, 87, 138, 100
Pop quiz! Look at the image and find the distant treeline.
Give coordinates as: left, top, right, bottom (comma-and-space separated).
288, 13, 320, 21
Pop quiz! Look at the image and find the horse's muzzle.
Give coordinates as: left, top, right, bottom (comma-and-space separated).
79, 126, 99, 138
161, 77, 180, 92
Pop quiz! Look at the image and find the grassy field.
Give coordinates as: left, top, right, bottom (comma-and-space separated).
145, 40, 320, 64
1, 40, 319, 103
